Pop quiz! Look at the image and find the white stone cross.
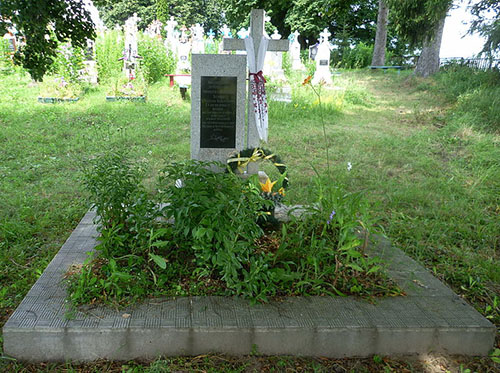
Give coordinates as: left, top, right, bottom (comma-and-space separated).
319, 28, 331, 44
223, 9, 289, 151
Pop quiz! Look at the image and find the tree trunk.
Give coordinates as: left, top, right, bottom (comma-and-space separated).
414, 15, 446, 77
371, 0, 389, 66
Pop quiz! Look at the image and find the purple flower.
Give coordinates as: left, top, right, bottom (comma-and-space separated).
327, 210, 336, 225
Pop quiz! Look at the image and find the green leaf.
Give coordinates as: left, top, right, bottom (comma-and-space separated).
149, 253, 167, 269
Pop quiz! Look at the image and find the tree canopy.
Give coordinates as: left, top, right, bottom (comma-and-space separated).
96, 0, 157, 31
0, 0, 95, 81
385, 0, 452, 46
469, 0, 500, 56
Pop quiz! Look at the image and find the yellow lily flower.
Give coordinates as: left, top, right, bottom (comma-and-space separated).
259, 177, 276, 193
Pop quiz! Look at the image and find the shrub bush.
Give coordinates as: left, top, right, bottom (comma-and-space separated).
48, 42, 85, 83
138, 35, 176, 84
68, 154, 399, 306
340, 42, 373, 69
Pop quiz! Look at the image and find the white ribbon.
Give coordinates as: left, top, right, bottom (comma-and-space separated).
245, 36, 269, 142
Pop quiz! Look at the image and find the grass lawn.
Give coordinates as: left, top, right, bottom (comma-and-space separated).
0, 68, 498, 371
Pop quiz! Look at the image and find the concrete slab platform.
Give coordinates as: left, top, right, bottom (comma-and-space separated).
3, 210, 495, 361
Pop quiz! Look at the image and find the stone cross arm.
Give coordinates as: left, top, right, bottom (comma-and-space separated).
223, 37, 289, 52
222, 9, 289, 53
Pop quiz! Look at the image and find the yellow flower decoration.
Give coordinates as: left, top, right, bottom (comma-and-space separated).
278, 187, 285, 196
259, 178, 276, 193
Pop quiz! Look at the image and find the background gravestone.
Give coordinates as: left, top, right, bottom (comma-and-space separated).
191, 54, 247, 165
312, 28, 333, 85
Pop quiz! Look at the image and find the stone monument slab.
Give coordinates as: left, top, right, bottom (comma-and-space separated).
191, 54, 247, 164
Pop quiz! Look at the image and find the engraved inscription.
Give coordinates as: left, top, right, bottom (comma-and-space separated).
200, 76, 237, 148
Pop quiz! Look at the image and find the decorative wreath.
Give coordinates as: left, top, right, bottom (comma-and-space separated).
226, 147, 289, 190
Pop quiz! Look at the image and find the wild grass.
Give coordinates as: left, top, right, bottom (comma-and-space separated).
0, 67, 498, 370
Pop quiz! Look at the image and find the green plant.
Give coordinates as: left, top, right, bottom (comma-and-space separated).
95, 29, 124, 82
107, 73, 147, 97
138, 35, 176, 84
38, 76, 82, 98
157, 160, 275, 301
48, 42, 85, 83
340, 42, 374, 69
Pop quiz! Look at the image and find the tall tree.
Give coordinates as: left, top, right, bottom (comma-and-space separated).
414, 15, 446, 77
155, 0, 225, 33
387, 0, 452, 76
469, 0, 500, 59
97, 0, 157, 30
371, 0, 389, 66
0, 0, 95, 81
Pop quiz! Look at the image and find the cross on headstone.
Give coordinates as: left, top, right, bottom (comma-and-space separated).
223, 9, 289, 152
319, 28, 331, 44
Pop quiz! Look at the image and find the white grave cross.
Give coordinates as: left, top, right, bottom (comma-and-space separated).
223, 9, 288, 150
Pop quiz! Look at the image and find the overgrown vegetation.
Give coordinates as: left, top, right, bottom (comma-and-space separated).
68, 152, 398, 306
0, 67, 498, 370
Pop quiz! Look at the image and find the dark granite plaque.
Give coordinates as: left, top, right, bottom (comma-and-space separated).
319, 59, 328, 66
200, 76, 237, 148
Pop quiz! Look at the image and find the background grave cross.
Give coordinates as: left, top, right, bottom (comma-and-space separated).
223, 9, 289, 153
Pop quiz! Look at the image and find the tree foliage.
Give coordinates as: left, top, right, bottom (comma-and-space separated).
221, 0, 378, 46
156, 0, 225, 33
0, 0, 95, 81
469, 0, 500, 55
386, 0, 452, 46
96, 0, 157, 31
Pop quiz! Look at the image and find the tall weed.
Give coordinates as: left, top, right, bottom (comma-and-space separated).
138, 35, 176, 84
95, 30, 124, 82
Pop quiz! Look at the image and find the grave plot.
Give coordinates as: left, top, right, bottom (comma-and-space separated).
2, 209, 495, 361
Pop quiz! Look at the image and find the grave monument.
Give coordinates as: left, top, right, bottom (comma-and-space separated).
123, 13, 141, 79
312, 28, 333, 85
191, 54, 247, 164
290, 30, 305, 70
223, 9, 289, 157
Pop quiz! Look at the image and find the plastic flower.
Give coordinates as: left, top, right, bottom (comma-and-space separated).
259, 177, 276, 193
302, 75, 312, 86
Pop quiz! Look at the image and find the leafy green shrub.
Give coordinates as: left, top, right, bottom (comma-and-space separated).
47, 42, 85, 83
95, 30, 124, 82
138, 35, 176, 84
68, 153, 398, 306
341, 42, 373, 69
81, 150, 157, 257
0, 38, 14, 72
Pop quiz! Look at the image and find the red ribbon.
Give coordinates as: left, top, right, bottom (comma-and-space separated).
250, 70, 266, 83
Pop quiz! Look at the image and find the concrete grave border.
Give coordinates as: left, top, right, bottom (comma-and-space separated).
3, 210, 495, 362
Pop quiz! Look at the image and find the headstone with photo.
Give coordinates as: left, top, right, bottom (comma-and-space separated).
191, 54, 247, 165
177, 26, 191, 71
312, 28, 333, 85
